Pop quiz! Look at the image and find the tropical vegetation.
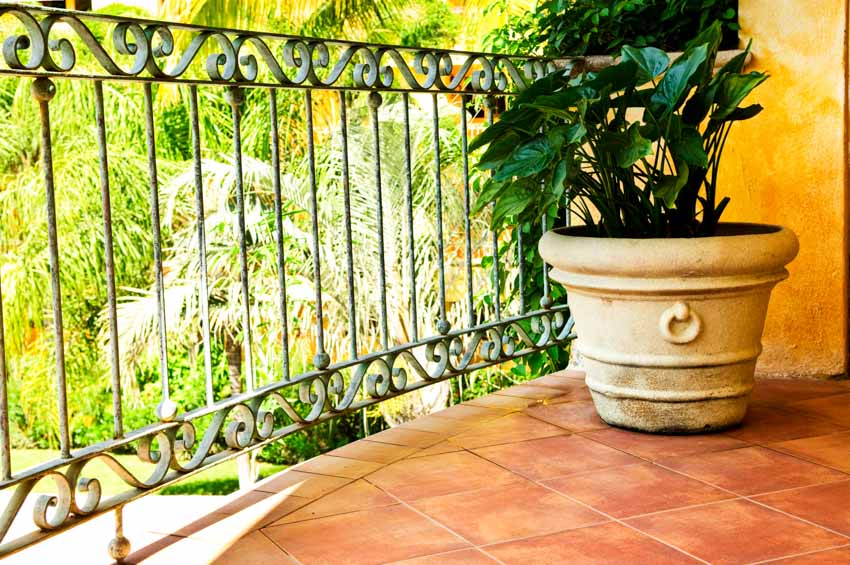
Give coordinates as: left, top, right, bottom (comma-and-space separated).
484, 0, 738, 57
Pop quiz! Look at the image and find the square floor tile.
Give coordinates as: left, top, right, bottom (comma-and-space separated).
526, 371, 586, 390
755, 480, 850, 536
411, 481, 607, 545
472, 435, 640, 480
407, 441, 463, 459
447, 413, 568, 449
263, 504, 468, 564
725, 404, 847, 444
544, 462, 733, 518
399, 414, 473, 435
328, 440, 419, 464
750, 379, 850, 406
524, 401, 609, 432
431, 404, 508, 423
367, 427, 445, 448
771, 432, 850, 473
293, 455, 384, 479
583, 427, 749, 460
788, 394, 850, 427
658, 446, 847, 495
495, 384, 566, 400
252, 469, 351, 498
466, 393, 539, 410
388, 548, 497, 564
627, 499, 848, 564
768, 546, 850, 564
546, 387, 594, 403
486, 521, 698, 564
366, 451, 524, 501
273, 480, 397, 525
212, 531, 297, 565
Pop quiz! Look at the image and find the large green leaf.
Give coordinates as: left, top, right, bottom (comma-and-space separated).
724, 104, 764, 122
469, 120, 511, 152
615, 123, 653, 168
650, 44, 708, 115
670, 127, 708, 168
714, 39, 753, 77
492, 184, 536, 227
712, 72, 768, 120
472, 178, 508, 214
653, 162, 690, 208
478, 132, 521, 171
546, 122, 587, 150
494, 136, 556, 181
524, 86, 596, 113
682, 21, 723, 87
585, 60, 639, 93
620, 46, 669, 84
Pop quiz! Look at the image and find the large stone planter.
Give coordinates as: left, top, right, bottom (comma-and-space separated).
538, 223, 799, 433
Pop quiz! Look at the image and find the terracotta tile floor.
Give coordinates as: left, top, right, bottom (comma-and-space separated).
9, 371, 850, 565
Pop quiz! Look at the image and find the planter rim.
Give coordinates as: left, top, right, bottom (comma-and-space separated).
539, 222, 799, 279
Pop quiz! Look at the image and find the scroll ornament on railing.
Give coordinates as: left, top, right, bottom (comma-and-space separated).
0, 308, 572, 552
0, 6, 556, 92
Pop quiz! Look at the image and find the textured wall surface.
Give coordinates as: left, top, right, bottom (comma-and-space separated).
719, 0, 848, 377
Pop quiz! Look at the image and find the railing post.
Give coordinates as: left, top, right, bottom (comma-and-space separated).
32, 77, 72, 459
108, 506, 130, 564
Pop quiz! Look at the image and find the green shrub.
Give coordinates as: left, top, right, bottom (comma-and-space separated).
484, 0, 738, 57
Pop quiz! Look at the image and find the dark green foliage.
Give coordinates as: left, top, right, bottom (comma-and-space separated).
472, 23, 767, 239
485, 0, 738, 57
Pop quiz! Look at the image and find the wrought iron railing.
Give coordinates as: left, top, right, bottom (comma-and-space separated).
0, 4, 576, 561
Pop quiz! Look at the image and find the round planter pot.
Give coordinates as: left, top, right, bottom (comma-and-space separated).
538, 223, 799, 434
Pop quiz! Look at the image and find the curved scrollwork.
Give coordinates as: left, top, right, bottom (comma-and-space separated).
0, 306, 572, 552
0, 5, 559, 92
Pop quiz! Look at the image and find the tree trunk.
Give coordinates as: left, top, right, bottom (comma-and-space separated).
224, 332, 257, 489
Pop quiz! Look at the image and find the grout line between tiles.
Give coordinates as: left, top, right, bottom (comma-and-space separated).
260, 529, 306, 565
466, 443, 712, 564
743, 496, 850, 541
373, 483, 508, 565
748, 542, 850, 564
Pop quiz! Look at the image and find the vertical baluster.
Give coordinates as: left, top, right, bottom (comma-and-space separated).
338, 91, 358, 359
143, 83, 175, 422
0, 277, 10, 480
304, 90, 329, 370
431, 94, 450, 335
484, 96, 501, 321
541, 213, 552, 309
368, 93, 389, 349
459, 95, 475, 328
188, 86, 214, 403
225, 86, 255, 393
93, 81, 123, 437
107, 507, 131, 564
401, 93, 418, 342
32, 78, 71, 455
269, 90, 290, 380
517, 224, 526, 314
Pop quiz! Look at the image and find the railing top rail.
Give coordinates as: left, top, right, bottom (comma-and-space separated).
0, 3, 574, 93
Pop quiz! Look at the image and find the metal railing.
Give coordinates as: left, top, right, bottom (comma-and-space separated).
0, 4, 575, 560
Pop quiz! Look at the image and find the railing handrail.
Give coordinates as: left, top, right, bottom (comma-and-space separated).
0, 3, 569, 92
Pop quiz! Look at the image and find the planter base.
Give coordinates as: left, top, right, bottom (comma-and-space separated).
583, 358, 754, 433
588, 389, 749, 434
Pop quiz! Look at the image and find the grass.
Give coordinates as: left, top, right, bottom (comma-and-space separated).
10, 449, 287, 496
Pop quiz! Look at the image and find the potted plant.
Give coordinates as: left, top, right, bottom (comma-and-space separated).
471, 24, 798, 433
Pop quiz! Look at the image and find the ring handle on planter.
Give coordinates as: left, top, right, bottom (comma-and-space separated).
659, 301, 701, 344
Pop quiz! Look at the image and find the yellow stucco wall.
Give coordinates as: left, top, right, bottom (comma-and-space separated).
719, 0, 848, 377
